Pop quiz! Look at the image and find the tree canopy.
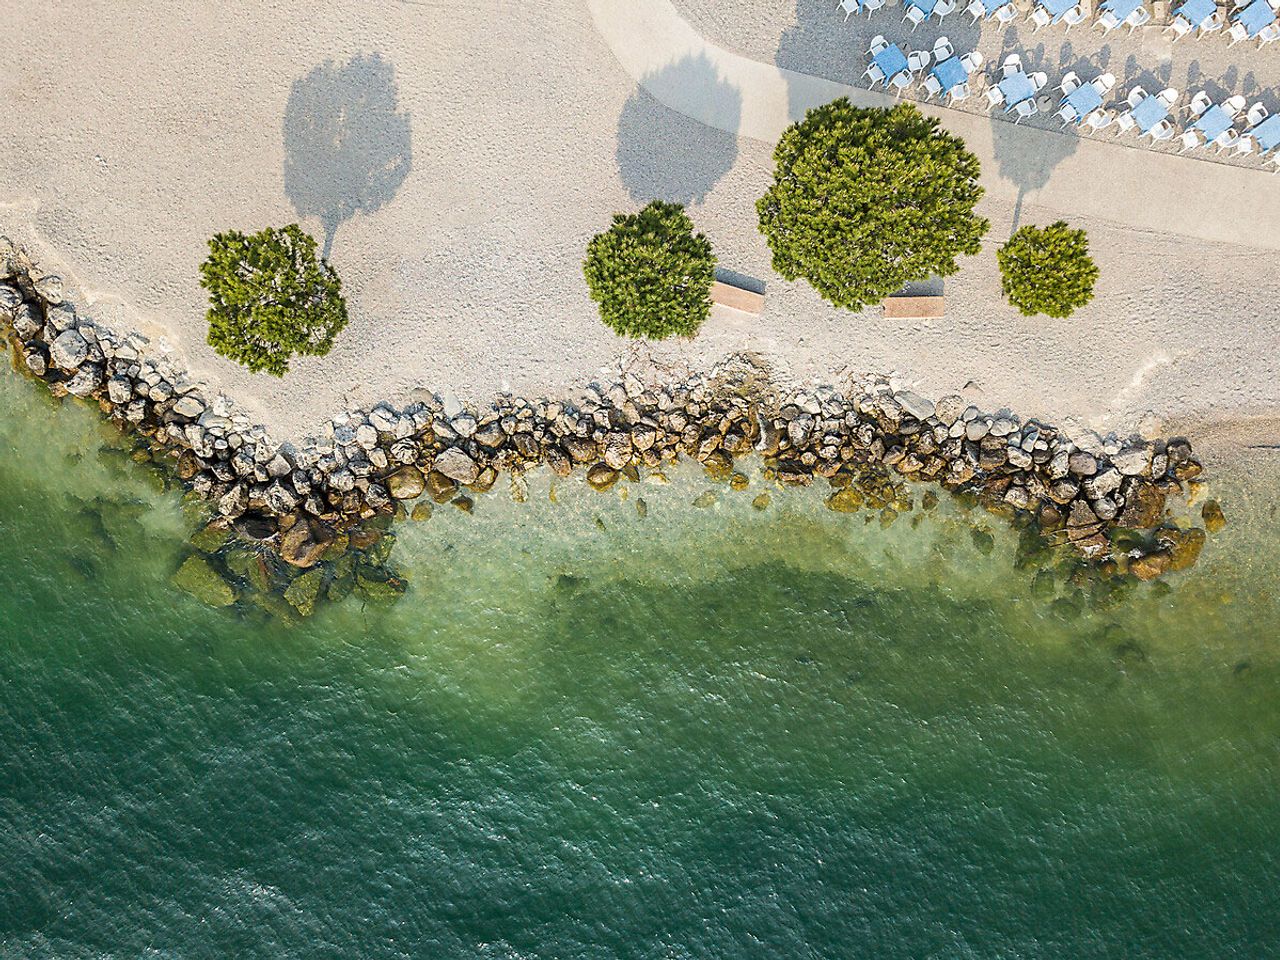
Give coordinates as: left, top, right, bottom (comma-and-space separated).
200, 224, 348, 377
756, 100, 988, 310
997, 221, 1099, 318
582, 201, 716, 339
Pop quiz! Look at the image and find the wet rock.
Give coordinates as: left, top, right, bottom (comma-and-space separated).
23, 345, 47, 376
1119, 481, 1165, 529
172, 555, 237, 607
385, 465, 425, 500
602, 432, 633, 470
426, 470, 458, 503
1201, 499, 1226, 534
1129, 551, 1172, 582
284, 568, 325, 617
452, 494, 475, 513
826, 487, 863, 513
752, 492, 771, 511
217, 484, 248, 519
692, 491, 718, 508
1164, 527, 1206, 571
64, 364, 104, 398
411, 501, 433, 521
281, 520, 334, 568
190, 521, 232, 553
586, 463, 619, 490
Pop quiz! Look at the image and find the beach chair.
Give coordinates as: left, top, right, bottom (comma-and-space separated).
904, 3, 928, 27
839, 0, 861, 19
865, 0, 887, 11
923, 74, 944, 97
1179, 128, 1205, 151
1059, 71, 1082, 94
986, 85, 1006, 108
950, 82, 971, 101
1247, 102, 1269, 127
1113, 110, 1137, 134
890, 70, 914, 92
1227, 22, 1250, 43
994, 2, 1019, 20
934, 0, 959, 19
1030, 6, 1053, 28
1083, 108, 1113, 131
1097, 8, 1124, 30
960, 50, 984, 71
1188, 90, 1211, 118
1260, 22, 1280, 44
1222, 94, 1246, 117
1013, 98, 1038, 121
1091, 72, 1116, 95
1030, 71, 1049, 91
1233, 133, 1257, 155
1201, 11, 1224, 31
1126, 6, 1152, 29
1164, 13, 1193, 37
1056, 104, 1078, 124
934, 35, 956, 59
1127, 86, 1148, 108
1213, 129, 1240, 152
868, 34, 890, 54
1062, 5, 1089, 27
907, 49, 932, 72
1147, 118, 1175, 141
1001, 53, 1023, 77
967, 0, 988, 20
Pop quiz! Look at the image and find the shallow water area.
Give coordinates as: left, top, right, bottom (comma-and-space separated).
1, 366, 1278, 958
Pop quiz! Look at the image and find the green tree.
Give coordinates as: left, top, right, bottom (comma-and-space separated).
756, 100, 988, 311
997, 221, 1099, 318
583, 201, 715, 339
200, 224, 348, 376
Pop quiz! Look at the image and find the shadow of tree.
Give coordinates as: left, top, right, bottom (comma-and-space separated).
616, 54, 741, 204
991, 116, 1079, 231
283, 52, 413, 259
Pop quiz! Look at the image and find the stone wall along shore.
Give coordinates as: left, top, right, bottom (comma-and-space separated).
0, 236, 1215, 601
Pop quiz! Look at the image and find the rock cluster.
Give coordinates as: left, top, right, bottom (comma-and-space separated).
0, 237, 1209, 593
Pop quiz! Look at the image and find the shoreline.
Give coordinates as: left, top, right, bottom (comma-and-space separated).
1, 237, 1221, 616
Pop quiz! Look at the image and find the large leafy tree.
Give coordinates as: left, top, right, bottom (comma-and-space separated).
200, 225, 349, 376
583, 201, 715, 339
997, 221, 1099, 318
756, 100, 988, 310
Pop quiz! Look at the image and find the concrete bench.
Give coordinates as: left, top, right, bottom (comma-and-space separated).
883, 295, 945, 320
711, 280, 765, 316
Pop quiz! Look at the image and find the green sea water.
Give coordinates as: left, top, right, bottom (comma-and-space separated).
2, 364, 1278, 959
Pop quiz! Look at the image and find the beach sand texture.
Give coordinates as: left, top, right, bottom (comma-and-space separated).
2, 0, 1278, 442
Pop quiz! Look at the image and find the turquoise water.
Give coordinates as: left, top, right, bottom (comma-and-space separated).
2, 365, 1278, 958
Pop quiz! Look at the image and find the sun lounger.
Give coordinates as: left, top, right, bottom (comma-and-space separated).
883, 295, 945, 319
711, 280, 765, 316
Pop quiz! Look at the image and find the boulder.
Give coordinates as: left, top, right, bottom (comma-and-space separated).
12, 302, 43, 340
1112, 444, 1152, 477
63, 364, 104, 397
172, 395, 205, 418
23, 346, 47, 376
1068, 451, 1098, 476
49, 329, 88, 370
217, 484, 248, 518
432, 447, 479, 484
107, 376, 134, 405
1119, 482, 1166, 529
426, 469, 458, 503
284, 568, 325, 617
280, 519, 335, 568
171, 555, 237, 607
1201, 499, 1227, 534
602, 433, 632, 470
32, 273, 65, 304
1129, 550, 1172, 582
586, 463, 619, 490
895, 391, 935, 422
385, 465, 425, 500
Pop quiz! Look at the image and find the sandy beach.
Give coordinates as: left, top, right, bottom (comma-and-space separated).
3, 0, 1279, 444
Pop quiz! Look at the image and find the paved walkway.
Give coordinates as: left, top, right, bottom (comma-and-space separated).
588, 0, 1280, 250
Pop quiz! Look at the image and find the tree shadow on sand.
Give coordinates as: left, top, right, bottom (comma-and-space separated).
616, 53, 741, 204
991, 115, 1079, 232
283, 52, 413, 259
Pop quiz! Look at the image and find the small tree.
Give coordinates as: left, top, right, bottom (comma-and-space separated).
757, 100, 988, 311
583, 201, 715, 339
998, 221, 1099, 318
200, 224, 348, 376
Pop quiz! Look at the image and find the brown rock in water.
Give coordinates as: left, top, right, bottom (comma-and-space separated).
729, 472, 749, 491
385, 465, 425, 500
1129, 550, 1173, 582
752, 493, 771, 511
702, 450, 732, 481
280, 520, 334, 568
1201, 500, 1227, 533
1165, 527, 1206, 572
1118, 480, 1166, 529
586, 463, 619, 490
826, 487, 863, 513
544, 444, 572, 477
176, 450, 201, 480
411, 501, 433, 521
426, 470, 458, 503
470, 466, 498, 493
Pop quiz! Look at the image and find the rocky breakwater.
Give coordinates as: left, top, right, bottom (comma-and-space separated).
0, 237, 1218, 619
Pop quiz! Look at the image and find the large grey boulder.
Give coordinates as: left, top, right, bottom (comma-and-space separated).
63, 364, 104, 397
49, 329, 88, 370
433, 447, 479, 484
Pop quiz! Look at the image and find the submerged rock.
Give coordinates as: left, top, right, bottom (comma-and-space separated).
172, 555, 237, 607
1201, 500, 1227, 534
385, 465, 425, 500
283, 568, 325, 617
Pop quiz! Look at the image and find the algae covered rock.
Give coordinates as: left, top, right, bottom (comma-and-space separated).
356, 564, 407, 602
284, 568, 325, 617
1201, 500, 1227, 534
385, 465, 425, 500
172, 555, 237, 607
190, 521, 232, 553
